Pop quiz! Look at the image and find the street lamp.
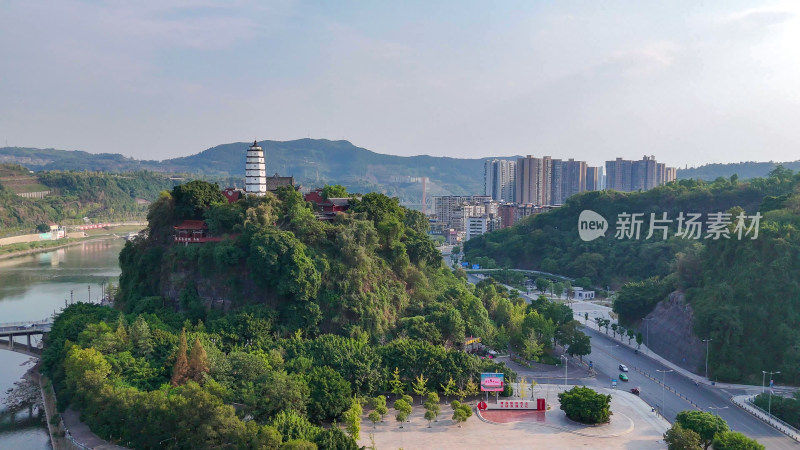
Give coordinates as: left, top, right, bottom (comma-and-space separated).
708, 405, 728, 435
656, 369, 673, 418
643, 317, 654, 353
702, 338, 712, 380
762, 370, 780, 394
560, 355, 568, 386
762, 370, 780, 419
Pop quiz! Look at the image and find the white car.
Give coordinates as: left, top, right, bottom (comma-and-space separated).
619, 364, 629, 372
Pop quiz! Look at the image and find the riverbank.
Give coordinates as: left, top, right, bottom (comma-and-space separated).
0, 236, 113, 262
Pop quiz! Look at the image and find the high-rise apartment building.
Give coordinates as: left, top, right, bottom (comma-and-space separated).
585, 166, 600, 191
516, 155, 591, 205
605, 156, 676, 192
562, 158, 587, 203
484, 159, 516, 202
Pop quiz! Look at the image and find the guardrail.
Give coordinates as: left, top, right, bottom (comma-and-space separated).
0, 319, 51, 328
738, 395, 800, 443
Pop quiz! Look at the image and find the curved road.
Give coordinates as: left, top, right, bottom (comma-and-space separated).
584, 327, 798, 449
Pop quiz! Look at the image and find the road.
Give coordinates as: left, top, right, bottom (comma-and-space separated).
583, 326, 797, 449
463, 272, 799, 449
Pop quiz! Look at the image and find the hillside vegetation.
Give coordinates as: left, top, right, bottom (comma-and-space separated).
39, 181, 595, 447
467, 167, 800, 384
2, 140, 517, 207
678, 160, 800, 181
0, 164, 175, 232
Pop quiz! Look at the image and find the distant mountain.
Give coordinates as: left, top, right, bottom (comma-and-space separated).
0, 140, 517, 207
678, 160, 800, 181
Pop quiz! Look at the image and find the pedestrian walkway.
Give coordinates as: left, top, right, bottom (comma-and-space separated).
732, 395, 800, 443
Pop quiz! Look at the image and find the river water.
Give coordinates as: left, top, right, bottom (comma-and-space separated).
0, 238, 126, 449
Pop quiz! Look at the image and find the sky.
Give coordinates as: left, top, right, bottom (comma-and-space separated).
1, 1, 799, 168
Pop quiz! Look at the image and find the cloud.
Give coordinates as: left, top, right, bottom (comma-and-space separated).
607, 41, 681, 77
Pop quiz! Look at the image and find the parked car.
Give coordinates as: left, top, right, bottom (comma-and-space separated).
619, 364, 628, 372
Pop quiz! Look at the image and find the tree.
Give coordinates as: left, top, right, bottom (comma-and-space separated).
566, 333, 592, 359
626, 328, 635, 345
187, 338, 209, 383
129, 316, 153, 357
611, 323, 618, 338
535, 277, 552, 294
712, 431, 764, 450
440, 377, 456, 401
411, 373, 429, 404
553, 282, 564, 298
171, 328, 189, 386
518, 376, 527, 399
675, 410, 729, 450
450, 400, 472, 427
393, 399, 411, 428
270, 410, 321, 443
307, 366, 352, 422
584, 312, 589, 325
36, 223, 50, 233
424, 409, 437, 427
115, 317, 128, 346
423, 392, 440, 426
279, 440, 317, 450
389, 367, 405, 397
342, 398, 362, 441
172, 180, 225, 219
372, 396, 388, 421
321, 184, 347, 200
368, 411, 381, 428
663, 423, 702, 450
557, 386, 612, 424
314, 426, 358, 450
465, 378, 479, 399
636, 332, 643, 348
452, 245, 461, 255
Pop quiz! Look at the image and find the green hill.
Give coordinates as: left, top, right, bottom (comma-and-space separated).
0, 164, 176, 232
1, 140, 517, 207
466, 166, 800, 384
678, 161, 800, 181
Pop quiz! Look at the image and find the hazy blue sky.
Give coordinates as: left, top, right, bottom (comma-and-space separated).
1, 1, 798, 167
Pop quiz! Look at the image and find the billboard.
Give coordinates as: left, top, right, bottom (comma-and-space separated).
480, 373, 504, 392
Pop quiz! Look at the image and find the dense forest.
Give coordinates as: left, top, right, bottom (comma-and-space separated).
466, 167, 800, 384
42, 181, 591, 448
0, 164, 175, 231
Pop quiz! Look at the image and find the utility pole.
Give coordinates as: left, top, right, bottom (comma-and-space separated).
656, 369, 673, 418
702, 338, 713, 379
560, 355, 568, 386
643, 317, 654, 353
762, 370, 780, 419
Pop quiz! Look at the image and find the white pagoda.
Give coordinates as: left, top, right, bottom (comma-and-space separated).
245, 140, 267, 195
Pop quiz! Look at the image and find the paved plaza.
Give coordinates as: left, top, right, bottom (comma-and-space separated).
358, 385, 670, 449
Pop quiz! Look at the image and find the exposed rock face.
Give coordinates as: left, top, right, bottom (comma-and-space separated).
644, 291, 705, 374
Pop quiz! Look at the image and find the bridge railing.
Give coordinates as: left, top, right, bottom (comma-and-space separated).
0, 319, 51, 328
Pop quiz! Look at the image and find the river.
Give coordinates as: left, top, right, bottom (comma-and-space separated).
0, 238, 126, 449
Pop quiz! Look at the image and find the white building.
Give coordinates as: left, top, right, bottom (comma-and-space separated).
466, 216, 488, 241
433, 195, 491, 231
572, 287, 595, 300
245, 140, 267, 195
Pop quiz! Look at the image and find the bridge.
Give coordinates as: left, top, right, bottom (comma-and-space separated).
0, 320, 51, 356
